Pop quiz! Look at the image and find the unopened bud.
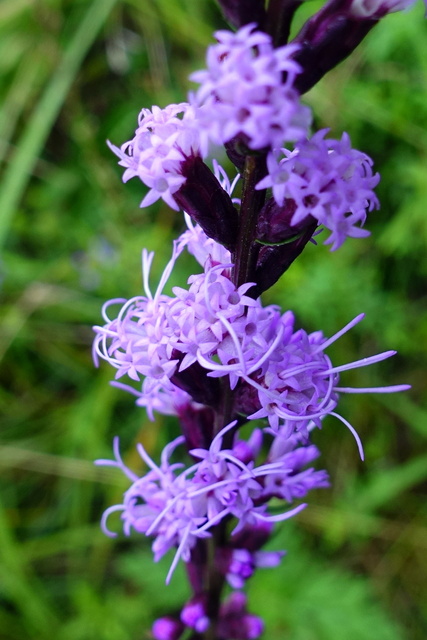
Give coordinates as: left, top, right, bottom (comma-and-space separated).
174, 156, 238, 251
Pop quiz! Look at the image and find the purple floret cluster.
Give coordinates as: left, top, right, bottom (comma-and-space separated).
93, 3, 418, 638
189, 23, 311, 150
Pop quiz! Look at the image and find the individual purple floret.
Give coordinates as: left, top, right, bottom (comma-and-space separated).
256, 129, 380, 250
264, 432, 330, 501
217, 546, 285, 589
181, 596, 210, 633
152, 616, 184, 640
190, 23, 312, 151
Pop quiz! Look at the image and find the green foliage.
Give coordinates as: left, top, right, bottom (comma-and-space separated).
0, 1, 426, 639
249, 524, 405, 640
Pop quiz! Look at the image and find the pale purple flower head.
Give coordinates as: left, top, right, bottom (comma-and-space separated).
95, 422, 311, 582
190, 24, 312, 151
108, 103, 201, 210
256, 129, 380, 250
95, 435, 209, 583
94, 241, 409, 446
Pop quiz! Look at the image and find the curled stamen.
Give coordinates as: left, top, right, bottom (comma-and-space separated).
136, 442, 163, 475
154, 239, 184, 304
329, 411, 364, 461
95, 436, 139, 482
142, 250, 155, 299
100, 504, 124, 537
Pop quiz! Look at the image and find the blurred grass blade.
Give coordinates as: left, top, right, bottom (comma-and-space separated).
0, 0, 119, 250
0, 57, 43, 166
0, 501, 59, 635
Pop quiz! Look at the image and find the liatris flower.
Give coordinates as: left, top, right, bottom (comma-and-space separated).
190, 23, 312, 151
95, 422, 318, 583
93, 2, 417, 635
109, 107, 240, 248
94, 239, 409, 454
108, 103, 201, 210
256, 129, 380, 250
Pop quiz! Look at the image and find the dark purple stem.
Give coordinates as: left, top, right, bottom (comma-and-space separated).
232, 154, 267, 289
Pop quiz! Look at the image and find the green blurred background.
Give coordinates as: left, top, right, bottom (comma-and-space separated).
1, 1, 426, 639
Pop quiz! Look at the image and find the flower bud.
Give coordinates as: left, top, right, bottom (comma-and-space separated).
292, 0, 377, 94
176, 404, 215, 451
171, 357, 221, 408
218, 592, 264, 639
216, 0, 266, 28
181, 595, 210, 633
152, 617, 184, 640
254, 221, 317, 294
174, 156, 239, 252
256, 197, 309, 245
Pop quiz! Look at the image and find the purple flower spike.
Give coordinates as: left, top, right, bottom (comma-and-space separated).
94, 4, 414, 635
190, 24, 311, 152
